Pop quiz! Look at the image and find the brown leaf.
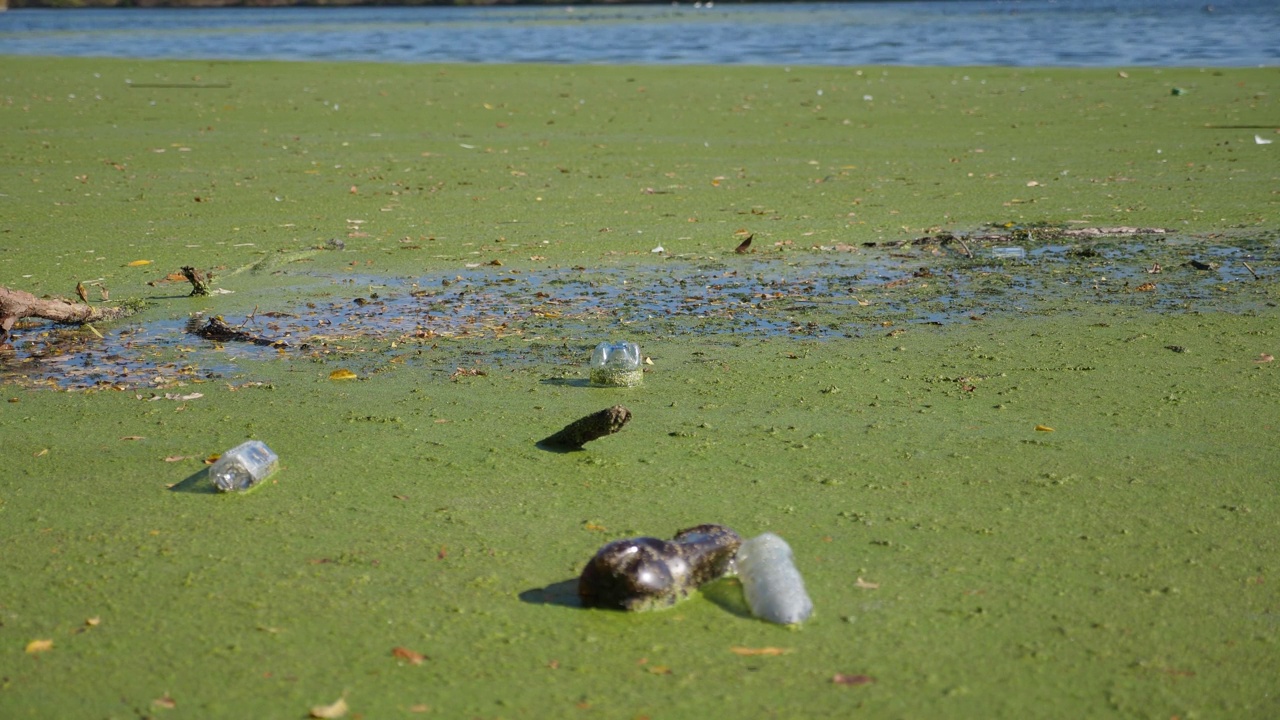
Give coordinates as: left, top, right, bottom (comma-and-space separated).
309, 697, 348, 719
854, 577, 880, 590
1255, 353, 1274, 364
734, 233, 754, 254
163, 455, 191, 463
392, 646, 427, 665
1034, 424, 1054, 432
730, 646, 791, 656
832, 673, 876, 686
120, 436, 145, 441
152, 694, 177, 710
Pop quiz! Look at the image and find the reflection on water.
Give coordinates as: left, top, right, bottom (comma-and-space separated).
2, 231, 1275, 391
2, 1, 1277, 67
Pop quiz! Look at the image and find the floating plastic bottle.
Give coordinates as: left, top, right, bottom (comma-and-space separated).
209, 440, 278, 493
735, 533, 813, 625
990, 246, 1027, 260
589, 341, 643, 387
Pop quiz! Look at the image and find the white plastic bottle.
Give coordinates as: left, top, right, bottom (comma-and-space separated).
209, 440, 278, 493
589, 341, 643, 387
735, 533, 813, 624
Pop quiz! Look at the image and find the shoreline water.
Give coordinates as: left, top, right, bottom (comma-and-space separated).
3, 1, 1279, 66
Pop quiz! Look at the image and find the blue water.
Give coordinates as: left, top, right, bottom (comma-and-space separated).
1, 0, 1278, 66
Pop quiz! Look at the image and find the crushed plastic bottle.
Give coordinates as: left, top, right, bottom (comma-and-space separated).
589, 341, 643, 387
735, 532, 814, 625
990, 246, 1027, 260
209, 440, 278, 493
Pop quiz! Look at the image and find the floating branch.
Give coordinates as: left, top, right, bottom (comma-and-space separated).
189, 315, 286, 347
0, 285, 134, 343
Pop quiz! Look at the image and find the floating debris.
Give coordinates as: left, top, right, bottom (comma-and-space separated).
579, 524, 742, 611
189, 316, 286, 348
540, 405, 631, 450
735, 532, 813, 625
589, 341, 643, 387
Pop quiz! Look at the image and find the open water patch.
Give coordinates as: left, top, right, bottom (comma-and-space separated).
2, 229, 1275, 391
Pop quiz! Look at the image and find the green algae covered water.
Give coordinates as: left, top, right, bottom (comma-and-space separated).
0, 57, 1277, 718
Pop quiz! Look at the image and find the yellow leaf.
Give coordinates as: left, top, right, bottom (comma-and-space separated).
309, 697, 348, 719
25, 639, 54, 654
730, 646, 792, 657
1034, 425, 1055, 432
329, 369, 357, 381
86, 616, 101, 627
127, 259, 152, 267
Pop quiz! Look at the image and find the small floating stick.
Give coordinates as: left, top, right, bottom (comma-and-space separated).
540, 405, 631, 450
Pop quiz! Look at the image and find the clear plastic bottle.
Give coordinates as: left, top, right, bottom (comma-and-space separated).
735, 533, 814, 624
589, 341, 643, 387
209, 440, 278, 493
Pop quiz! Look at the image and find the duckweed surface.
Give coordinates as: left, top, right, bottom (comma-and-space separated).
1, 57, 1278, 719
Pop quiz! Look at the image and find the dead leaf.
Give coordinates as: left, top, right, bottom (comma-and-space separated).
408, 704, 431, 713
646, 665, 673, 675
163, 455, 191, 463
329, 369, 358, 381
449, 367, 486, 382
730, 646, 792, 657
1255, 353, 1274, 364
33, 448, 48, 458
120, 436, 145, 441
127, 259, 152, 267
854, 577, 880, 590
309, 697, 348, 719
832, 673, 876, 686
1134, 282, 1156, 292
152, 694, 177, 710
734, 233, 754, 254
25, 639, 54, 654
392, 646, 427, 665
1034, 425, 1054, 432
85, 616, 101, 627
